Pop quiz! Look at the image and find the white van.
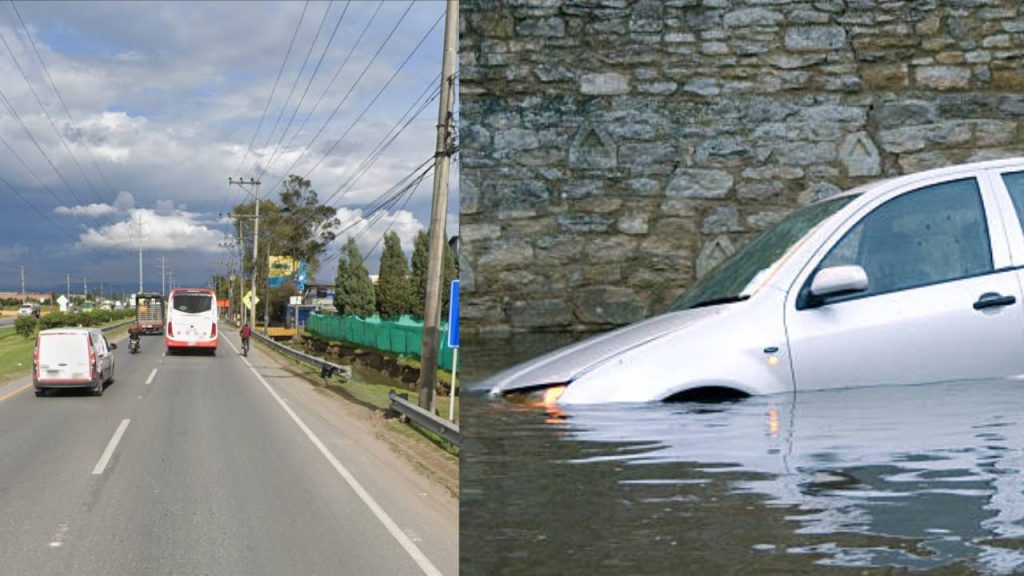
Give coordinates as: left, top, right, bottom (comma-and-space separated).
33, 328, 116, 397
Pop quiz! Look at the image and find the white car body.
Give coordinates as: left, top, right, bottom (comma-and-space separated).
33, 327, 116, 396
484, 157, 1024, 404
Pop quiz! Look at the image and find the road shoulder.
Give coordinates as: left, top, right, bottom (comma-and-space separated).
243, 334, 459, 500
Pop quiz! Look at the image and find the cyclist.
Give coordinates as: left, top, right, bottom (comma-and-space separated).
239, 323, 252, 356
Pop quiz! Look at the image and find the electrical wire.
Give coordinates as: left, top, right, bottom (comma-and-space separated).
0, 87, 106, 230
244, 0, 334, 178
254, 0, 352, 180
257, 1, 417, 193
218, 0, 310, 218
9, 0, 121, 207
258, 0, 384, 184
0, 24, 110, 212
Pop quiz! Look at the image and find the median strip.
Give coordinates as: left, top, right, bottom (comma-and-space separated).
92, 419, 130, 475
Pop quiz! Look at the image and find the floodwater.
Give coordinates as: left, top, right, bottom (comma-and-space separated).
461, 334, 1024, 575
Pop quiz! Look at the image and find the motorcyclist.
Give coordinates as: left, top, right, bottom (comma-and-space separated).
128, 322, 142, 352
240, 323, 252, 354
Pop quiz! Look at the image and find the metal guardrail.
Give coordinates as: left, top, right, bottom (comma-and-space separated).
102, 319, 136, 333
251, 330, 352, 382
388, 390, 460, 447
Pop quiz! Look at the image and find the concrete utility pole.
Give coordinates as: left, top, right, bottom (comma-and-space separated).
20, 265, 25, 301
83, 276, 87, 299
66, 273, 70, 301
134, 214, 147, 293
159, 256, 168, 297
417, 0, 458, 413
229, 177, 261, 327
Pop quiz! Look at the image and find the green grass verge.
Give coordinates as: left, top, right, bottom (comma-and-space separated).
255, 337, 459, 456
0, 327, 36, 382
0, 320, 132, 384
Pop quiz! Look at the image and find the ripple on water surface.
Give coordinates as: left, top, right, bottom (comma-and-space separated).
462, 336, 1024, 574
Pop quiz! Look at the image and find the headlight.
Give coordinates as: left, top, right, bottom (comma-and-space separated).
504, 383, 568, 407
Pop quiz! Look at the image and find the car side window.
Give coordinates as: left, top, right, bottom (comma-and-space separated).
92, 332, 107, 355
816, 177, 992, 300
1002, 171, 1024, 232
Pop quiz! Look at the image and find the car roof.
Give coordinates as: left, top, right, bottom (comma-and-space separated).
819, 156, 1024, 205
38, 327, 96, 336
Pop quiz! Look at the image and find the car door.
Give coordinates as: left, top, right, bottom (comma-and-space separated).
784, 174, 1024, 391
91, 331, 110, 381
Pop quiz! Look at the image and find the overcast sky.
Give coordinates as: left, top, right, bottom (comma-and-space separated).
0, 0, 456, 296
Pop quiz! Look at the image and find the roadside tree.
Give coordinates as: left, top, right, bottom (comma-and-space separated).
333, 238, 376, 318
377, 232, 413, 319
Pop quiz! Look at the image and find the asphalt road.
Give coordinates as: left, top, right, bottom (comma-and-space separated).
0, 331, 457, 575
0, 316, 15, 328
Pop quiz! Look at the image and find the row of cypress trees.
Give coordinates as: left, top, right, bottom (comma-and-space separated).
333, 230, 458, 320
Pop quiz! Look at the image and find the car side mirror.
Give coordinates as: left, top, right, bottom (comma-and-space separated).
810, 265, 869, 300
109, 343, 118, 350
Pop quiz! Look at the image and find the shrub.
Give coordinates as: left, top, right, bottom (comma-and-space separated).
14, 316, 37, 339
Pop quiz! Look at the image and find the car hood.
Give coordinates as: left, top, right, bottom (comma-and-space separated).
480, 305, 727, 395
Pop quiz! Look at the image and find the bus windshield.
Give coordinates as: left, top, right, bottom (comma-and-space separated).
172, 294, 213, 314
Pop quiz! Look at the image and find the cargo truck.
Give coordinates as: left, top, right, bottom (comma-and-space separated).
135, 292, 165, 335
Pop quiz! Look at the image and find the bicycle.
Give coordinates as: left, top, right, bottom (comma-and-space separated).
241, 337, 250, 357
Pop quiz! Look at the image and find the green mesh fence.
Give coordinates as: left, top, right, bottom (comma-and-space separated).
305, 314, 453, 370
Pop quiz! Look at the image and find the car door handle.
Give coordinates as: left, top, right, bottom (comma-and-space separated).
974, 292, 1017, 310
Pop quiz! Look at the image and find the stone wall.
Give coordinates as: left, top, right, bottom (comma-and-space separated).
459, 0, 1024, 333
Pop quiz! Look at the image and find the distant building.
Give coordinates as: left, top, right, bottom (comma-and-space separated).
302, 283, 336, 314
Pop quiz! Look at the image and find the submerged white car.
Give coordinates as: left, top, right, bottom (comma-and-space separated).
485, 157, 1024, 404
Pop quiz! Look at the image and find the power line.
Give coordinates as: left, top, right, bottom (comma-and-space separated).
260, 0, 385, 185
270, 75, 438, 247
0, 20, 111, 213
245, 0, 335, 178
219, 0, 311, 219
320, 159, 434, 266
310, 76, 439, 214
0, 85, 105, 230
9, 0, 123, 206
257, 1, 417, 194
255, 0, 353, 180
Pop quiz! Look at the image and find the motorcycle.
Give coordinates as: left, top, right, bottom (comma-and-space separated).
129, 335, 141, 354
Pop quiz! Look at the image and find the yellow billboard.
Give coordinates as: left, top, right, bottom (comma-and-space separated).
269, 256, 297, 287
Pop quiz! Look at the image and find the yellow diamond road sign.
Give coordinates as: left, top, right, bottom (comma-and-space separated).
242, 291, 260, 310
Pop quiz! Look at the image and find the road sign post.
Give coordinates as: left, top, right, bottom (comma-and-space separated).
447, 280, 459, 422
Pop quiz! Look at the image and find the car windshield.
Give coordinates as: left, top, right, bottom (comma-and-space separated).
669, 195, 857, 311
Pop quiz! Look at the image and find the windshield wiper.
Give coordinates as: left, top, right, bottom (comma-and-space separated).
688, 295, 750, 309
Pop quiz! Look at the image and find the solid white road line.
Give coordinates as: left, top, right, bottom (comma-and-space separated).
92, 419, 131, 475
223, 338, 444, 576
145, 368, 157, 385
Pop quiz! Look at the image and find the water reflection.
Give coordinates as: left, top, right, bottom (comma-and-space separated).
462, 368, 1024, 574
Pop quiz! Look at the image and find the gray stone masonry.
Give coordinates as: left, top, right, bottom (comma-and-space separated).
460, 0, 1024, 334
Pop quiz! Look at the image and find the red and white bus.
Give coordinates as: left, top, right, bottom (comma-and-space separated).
165, 288, 218, 354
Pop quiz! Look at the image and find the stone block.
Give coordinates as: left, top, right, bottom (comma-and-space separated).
557, 213, 616, 233
839, 132, 881, 177
569, 124, 618, 169
702, 205, 743, 233
915, 66, 972, 90
580, 73, 630, 95
477, 240, 534, 269
574, 287, 648, 325
507, 299, 574, 328
723, 8, 784, 28
696, 235, 736, 279
665, 168, 734, 198
617, 211, 650, 235
784, 26, 847, 51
